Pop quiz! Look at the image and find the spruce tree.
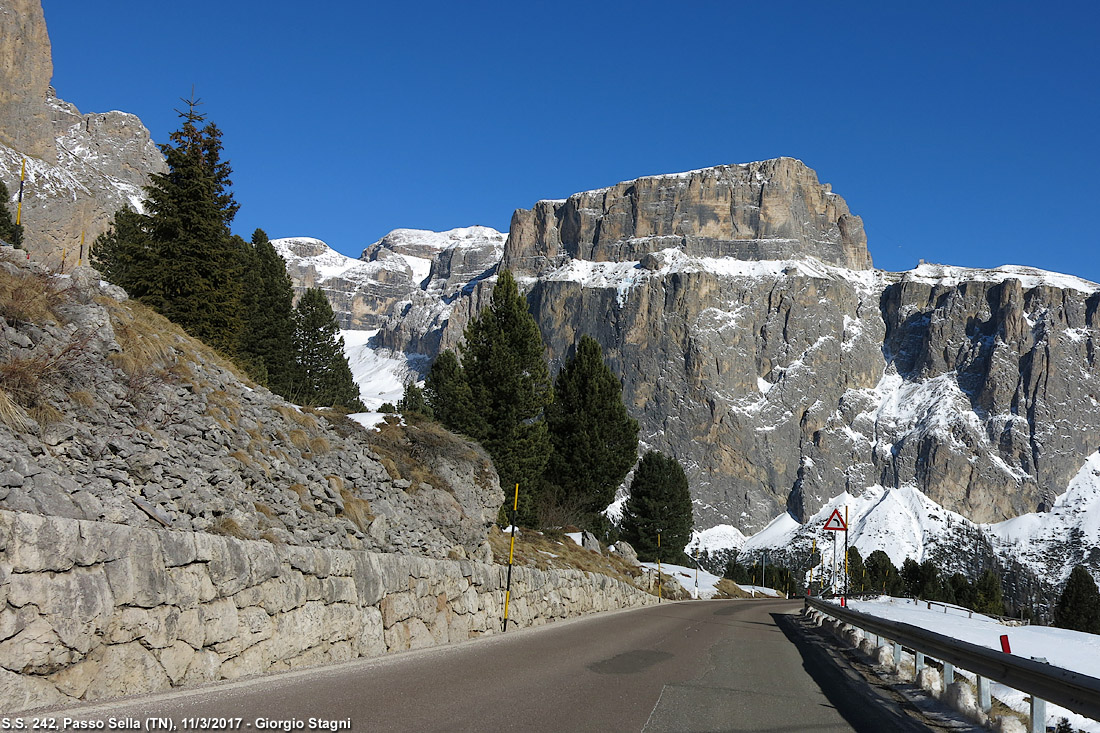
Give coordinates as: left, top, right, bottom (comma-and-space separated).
397, 383, 433, 420
424, 350, 481, 434
458, 270, 553, 524
974, 569, 1006, 616
292, 288, 364, 411
1053, 565, 1100, 633
865, 550, 902, 595
620, 451, 693, 562
239, 229, 298, 395
543, 334, 639, 531
130, 95, 245, 355
91, 208, 149, 287
0, 180, 23, 247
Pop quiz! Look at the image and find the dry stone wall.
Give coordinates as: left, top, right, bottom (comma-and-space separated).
0, 510, 656, 714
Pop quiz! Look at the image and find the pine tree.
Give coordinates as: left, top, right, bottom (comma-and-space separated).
620, 451, 693, 562
129, 95, 245, 355
238, 229, 298, 395
845, 546, 867, 593
974, 569, 1006, 616
292, 288, 364, 410
0, 179, 23, 247
457, 270, 553, 524
865, 550, 902, 595
1053, 565, 1100, 633
424, 350, 480, 434
397, 383, 433, 420
91, 208, 149, 286
543, 334, 638, 531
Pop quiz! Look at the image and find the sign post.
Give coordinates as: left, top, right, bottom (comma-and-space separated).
823, 508, 847, 597
502, 483, 519, 632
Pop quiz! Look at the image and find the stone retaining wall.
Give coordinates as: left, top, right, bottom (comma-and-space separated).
0, 510, 656, 713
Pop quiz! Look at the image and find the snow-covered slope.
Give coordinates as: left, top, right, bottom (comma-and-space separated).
986, 451, 1100, 586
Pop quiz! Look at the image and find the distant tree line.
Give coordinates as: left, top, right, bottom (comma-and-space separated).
91, 97, 362, 411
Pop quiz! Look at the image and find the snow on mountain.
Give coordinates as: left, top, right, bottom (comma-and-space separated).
985, 451, 1100, 585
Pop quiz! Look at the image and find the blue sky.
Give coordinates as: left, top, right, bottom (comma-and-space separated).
42, 1, 1099, 281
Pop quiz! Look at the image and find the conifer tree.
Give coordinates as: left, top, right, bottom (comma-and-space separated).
0, 180, 23, 247
91, 95, 245, 355
620, 451, 693, 562
424, 350, 480, 434
239, 229, 298, 395
1053, 565, 1100, 633
974, 569, 1006, 615
865, 550, 902, 595
130, 95, 244, 354
91, 208, 148, 286
543, 334, 638, 531
397, 383, 433, 420
457, 270, 553, 523
292, 288, 364, 411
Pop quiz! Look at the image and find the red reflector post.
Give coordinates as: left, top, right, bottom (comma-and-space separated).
1000, 634, 1011, 653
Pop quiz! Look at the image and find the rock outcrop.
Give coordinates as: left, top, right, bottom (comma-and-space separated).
0, 0, 166, 268
503, 158, 872, 278
274, 226, 504, 354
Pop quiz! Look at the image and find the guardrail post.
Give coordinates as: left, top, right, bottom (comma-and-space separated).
892, 641, 902, 668
915, 651, 925, 675
1030, 696, 1046, 733
977, 676, 992, 713
943, 661, 954, 685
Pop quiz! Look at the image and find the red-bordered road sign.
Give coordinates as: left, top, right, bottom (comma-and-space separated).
823, 508, 847, 531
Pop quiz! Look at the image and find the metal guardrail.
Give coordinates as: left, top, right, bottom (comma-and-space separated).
805, 596, 1100, 723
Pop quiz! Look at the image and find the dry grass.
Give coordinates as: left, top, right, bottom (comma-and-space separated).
288, 484, 315, 513
275, 404, 318, 429
69, 389, 96, 408
253, 502, 279, 521
366, 419, 473, 492
487, 525, 648, 587
288, 429, 311, 453
0, 264, 63, 324
309, 436, 331, 455
210, 516, 252, 540
0, 387, 32, 432
338, 488, 375, 531
0, 333, 94, 422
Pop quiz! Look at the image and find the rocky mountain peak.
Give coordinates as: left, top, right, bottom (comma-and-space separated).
0, 0, 53, 159
502, 157, 872, 279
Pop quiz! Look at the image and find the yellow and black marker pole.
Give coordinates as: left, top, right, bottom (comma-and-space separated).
502, 483, 519, 632
16, 159, 26, 255
657, 532, 662, 603
78, 230, 84, 267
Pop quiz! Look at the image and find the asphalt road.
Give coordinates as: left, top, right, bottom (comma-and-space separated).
21, 599, 930, 732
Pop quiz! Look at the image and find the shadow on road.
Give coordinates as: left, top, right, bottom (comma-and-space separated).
773, 613, 932, 733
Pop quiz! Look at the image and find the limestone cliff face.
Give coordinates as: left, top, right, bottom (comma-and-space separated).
503, 158, 872, 279
0, 0, 166, 267
0, 0, 53, 159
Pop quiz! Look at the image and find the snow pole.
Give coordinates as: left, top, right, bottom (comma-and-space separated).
844, 505, 849, 599
810, 538, 817, 594
79, 230, 85, 267
502, 483, 519, 632
16, 158, 25, 227
16, 158, 26, 257
657, 532, 662, 603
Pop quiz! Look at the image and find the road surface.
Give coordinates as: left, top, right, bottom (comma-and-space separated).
19, 598, 931, 732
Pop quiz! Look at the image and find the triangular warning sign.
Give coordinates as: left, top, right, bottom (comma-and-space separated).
823, 508, 847, 532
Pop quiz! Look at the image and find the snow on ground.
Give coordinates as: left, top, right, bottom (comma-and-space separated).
341, 329, 418, 410
836, 597, 1100, 731
691, 524, 747, 555
641, 561, 725, 599
564, 531, 583, 545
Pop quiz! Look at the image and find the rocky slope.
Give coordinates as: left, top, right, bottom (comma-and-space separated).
0, 0, 166, 267
0, 245, 501, 562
